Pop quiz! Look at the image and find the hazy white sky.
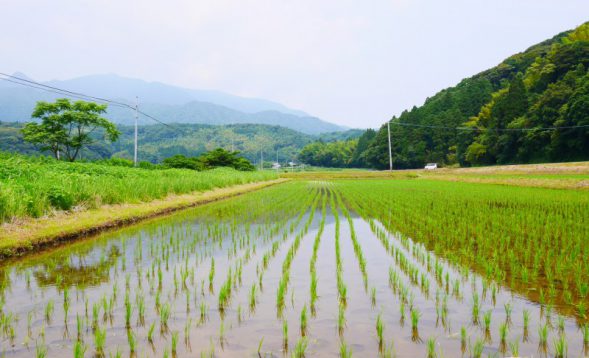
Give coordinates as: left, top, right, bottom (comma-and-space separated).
1, 0, 588, 128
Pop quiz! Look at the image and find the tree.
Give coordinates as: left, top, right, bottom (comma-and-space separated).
162, 154, 204, 170
22, 98, 120, 161
200, 148, 255, 171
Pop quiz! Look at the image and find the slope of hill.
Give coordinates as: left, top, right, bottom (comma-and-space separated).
352, 21, 589, 169
0, 73, 345, 135
0, 121, 362, 164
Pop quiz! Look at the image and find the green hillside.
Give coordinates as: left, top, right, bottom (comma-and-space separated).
318, 22, 589, 169
0, 121, 360, 164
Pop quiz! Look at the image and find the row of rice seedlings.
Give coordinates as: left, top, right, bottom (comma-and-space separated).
337, 180, 589, 319
331, 193, 347, 309
335, 180, 588, 355
276, 190, 321, 316
309, 192, 327, 315
2, 183, 313, 357
334, 190, 369, 292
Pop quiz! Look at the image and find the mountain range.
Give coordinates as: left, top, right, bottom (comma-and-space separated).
0, 73, 346, 135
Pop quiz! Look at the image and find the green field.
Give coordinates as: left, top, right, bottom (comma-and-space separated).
0, 152, 277, 223
0, 177, 587, 357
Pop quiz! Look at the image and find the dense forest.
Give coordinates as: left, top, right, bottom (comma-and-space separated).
300, 22, 589, 168
0, 121, 360, 165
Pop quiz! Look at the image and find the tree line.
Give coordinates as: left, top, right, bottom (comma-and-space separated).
299, 22, 589, 169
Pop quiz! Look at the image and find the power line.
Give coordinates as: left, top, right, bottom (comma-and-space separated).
389, 120, 589, 132
0, 72, 130, 108
0, 72, 185, 133
0, 77, 128, 108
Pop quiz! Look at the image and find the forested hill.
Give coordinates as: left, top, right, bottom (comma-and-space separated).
346, 21, 589, 169
0, 121, 360, 164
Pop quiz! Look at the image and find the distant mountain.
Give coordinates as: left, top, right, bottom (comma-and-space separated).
0, 73, 346, 135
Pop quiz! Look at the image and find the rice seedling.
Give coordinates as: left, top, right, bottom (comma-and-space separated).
376, 313, 384, 349
94, 327, 106, 356
283, 319, 289, 349
553, 334, 567, 358
522, 309, 529, 331
426, 337, 437, 358
249, 284, 257, 310
538, 323, 549, 346
338, 304, 346, 336
509, 339, 519, 357
219, 320, 225, 343
35, 341, 47, 358
73, 340, 86, 358
460, 326, 467, 351
410, 308, 420, 333
172, 330, 179, 355
147, 322, 156, 343
199, 301, 207, 323
339, 340, 352, 358
44, 300, 54, 323
470, 338, 484, 358
300, 304, 308, 336
292, 337, 308, 358
257, 337, 264, 356
499, 322, 508, 346
483, 310, 492, 333
76, 314, 83, 340
160, 303, 171, 331
127, 329, 137, 353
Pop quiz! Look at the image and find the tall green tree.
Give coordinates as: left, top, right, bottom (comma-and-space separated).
22, 98, 120, 161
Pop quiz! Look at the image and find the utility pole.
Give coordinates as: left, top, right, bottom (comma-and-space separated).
134, 96, 139, 166
230, 123, 234, 152
260, 148, 263, 170
387, 120, 393, 171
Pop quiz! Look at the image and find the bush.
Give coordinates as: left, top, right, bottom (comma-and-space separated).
46, 187, 74, 210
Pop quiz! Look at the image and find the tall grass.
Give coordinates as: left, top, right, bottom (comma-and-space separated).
0, 151, 277, 223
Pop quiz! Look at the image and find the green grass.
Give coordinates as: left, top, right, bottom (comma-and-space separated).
0, 151, 277, 223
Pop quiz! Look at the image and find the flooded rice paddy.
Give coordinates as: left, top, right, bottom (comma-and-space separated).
0, 180, 588, 357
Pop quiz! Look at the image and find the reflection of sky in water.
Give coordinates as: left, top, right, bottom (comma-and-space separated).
0, 183, 586, 357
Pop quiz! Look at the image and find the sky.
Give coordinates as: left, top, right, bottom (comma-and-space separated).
1, 0, 588, 128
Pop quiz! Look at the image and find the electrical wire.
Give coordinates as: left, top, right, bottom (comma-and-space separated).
389, 120, 589, 132
0, 73, 186, 133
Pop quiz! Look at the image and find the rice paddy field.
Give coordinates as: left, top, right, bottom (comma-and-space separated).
0, 179, 588, 357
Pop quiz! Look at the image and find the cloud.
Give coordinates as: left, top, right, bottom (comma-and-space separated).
1, 0, 588, 127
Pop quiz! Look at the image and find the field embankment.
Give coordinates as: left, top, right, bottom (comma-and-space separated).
0, 178, 286, 258
0, 152, 281, 257
282, 161, 589, 189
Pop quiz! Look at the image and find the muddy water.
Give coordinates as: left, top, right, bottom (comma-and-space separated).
0, 187, 587, 357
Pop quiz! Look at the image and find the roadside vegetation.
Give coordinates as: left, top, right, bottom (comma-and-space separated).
0, 151, 276, 223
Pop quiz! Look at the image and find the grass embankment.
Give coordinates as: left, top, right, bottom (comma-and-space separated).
0, 152, 281, 257
282, 161, 589, 189
0, 179, 287, 258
